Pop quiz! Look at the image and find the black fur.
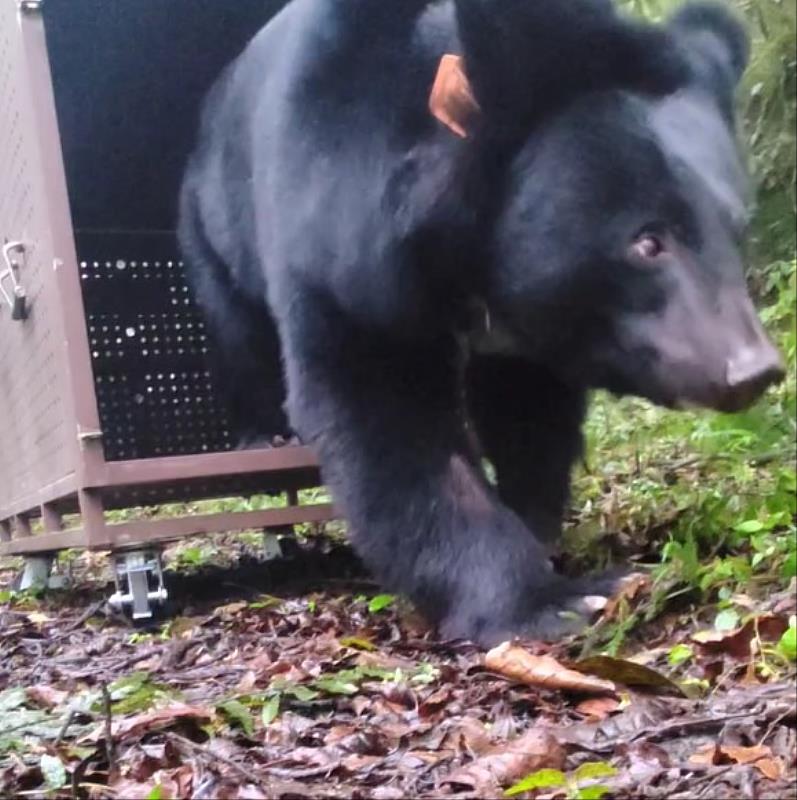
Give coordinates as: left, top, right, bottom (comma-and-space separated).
179, 0, 765, 644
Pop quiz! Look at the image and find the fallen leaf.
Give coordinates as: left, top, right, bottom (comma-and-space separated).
689, 744, 719, 766
215, 602, 248, 617
439, 718, 492, 758
341, 753, 382, 772
110, 773, 182, 800
485, 642, 616, 695
40, 754, 67, 790
600, 573, 649, 620
218, 699, 256, 737
573, 656, 685, 696
753, 757, 785, 780
25, 685, 68, 710
575, 696, 621, 720
339, 636, 377, 651
689, 742, 786, 780
236, 670, 258, 693
443, 727, 565, 793
89, 703, 214, 741
720, 744, 774, 765
692, 614, 790, 659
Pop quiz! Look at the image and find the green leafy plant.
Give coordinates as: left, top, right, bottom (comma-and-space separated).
40, 754, 67, 791
105, 672, 174, 714
216, 699, 256, 737
367, 593, 396, 613
505, 762, 618, 799
778, 617, 797, 661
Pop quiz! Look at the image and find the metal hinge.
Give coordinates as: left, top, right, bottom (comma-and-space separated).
0, 241, 28, 321
17, 0, 43, 14
77, 427, 104, 445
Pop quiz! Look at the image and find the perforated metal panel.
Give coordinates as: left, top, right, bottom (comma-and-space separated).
74, 232, 248, 461
0, 0, 73, 513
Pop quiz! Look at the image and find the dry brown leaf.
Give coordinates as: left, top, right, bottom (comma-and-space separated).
215, 601, 249, 618
689, 743, 785, 780
25, 685, 68, 709
88, 703, 214, 741
453, 718, 493, 757
721, 744, 774, 765
601, 572, 649, 620
437, 718, 493, 759
341, 753, 383, 773
485, 642, 616, 695
110, 771, 182, 800
443, 727, 565, 792
721, 745, 785, 779
752, 757, 785, 780
689, 744, 720, 766
692, 615, 789, 660
236, 670, 258, 693
575, 696, 621, 720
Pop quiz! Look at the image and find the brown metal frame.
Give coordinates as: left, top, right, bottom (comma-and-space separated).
0, 0, 334, 558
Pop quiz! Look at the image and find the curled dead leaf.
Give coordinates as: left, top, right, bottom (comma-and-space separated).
600, 573, 649, 621
575, 696, 621, 720
485, 642, 616, 695
689, 742, 786, 780
443, 727, 565, 793
573, 655, 685, 696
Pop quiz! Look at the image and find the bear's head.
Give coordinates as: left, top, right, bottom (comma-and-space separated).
454, 0, 784, 412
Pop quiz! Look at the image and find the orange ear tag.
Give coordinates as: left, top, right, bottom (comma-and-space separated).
428, 54, 480, 138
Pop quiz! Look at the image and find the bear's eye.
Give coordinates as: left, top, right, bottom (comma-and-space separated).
630, 233, 665, 261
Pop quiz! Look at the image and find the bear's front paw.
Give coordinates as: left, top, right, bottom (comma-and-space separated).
514, 570, 629, 643
446, 569, 628, 647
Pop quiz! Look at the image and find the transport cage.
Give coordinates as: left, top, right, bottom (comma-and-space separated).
0, 0, 333, 564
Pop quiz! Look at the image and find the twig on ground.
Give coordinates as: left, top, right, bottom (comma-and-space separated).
100, 682, 115, 772
167, 732, 265, 787
55, 601, 105, 638
632, 710, 764, 742
55, 709, 79, 745
266, 763, 340, 779
756, 705, 796, 746
695, 765, 735, 799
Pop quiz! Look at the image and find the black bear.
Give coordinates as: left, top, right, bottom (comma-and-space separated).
179, 0, 784, 644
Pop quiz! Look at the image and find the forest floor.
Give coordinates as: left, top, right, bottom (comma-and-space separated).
0, 535, 795, 800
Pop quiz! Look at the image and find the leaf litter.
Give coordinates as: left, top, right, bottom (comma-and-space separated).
0, 545, 795, 799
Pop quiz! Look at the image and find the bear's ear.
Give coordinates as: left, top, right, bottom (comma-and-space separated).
453, 0, 689, 130
669, 1, 750, 84
668, 1, 749, 121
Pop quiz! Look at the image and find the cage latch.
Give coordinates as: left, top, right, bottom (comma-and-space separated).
1, 241, 28, 321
